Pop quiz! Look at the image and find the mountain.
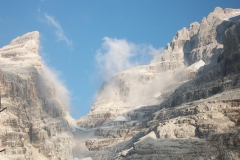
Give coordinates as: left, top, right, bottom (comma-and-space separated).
1, 6, 240, 160
0, 32, 73, 160
75, 7, 240, 160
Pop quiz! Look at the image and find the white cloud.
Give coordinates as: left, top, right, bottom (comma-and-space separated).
38, 45, 71, 111
148, 45, 164, 57
44, 13, 73, 49
96, 37, 135, 77
42, 63, 70, 109
95, 37, 163, 78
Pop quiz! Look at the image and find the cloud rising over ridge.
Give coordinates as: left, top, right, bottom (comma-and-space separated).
44, 13, 73, 49
42, 63, 70, 110
95, 37, 163, 78
37, 45, 71, 111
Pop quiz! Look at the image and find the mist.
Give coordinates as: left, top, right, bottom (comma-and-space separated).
95, 37, 164, 80
93, 62, 189, 111
36, 58, 71, 116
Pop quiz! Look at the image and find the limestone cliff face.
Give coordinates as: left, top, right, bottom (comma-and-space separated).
0, 32, 73, 160
74, 7, 240, 160
77, 7, 240, 130
152, 7, 240, 66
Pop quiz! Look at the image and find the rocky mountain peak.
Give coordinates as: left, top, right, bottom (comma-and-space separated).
9, 31, 39, 54
78, 7, 240, 130
0, 31, 42, 76
189, 22, 200, 37
151, 7, 240, 66
173, 27, 190, 41
214, 7, 224, 14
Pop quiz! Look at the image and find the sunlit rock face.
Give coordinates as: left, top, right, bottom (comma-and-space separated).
0, 32, 73, 160
74, 7, 240, 160
77, 7, 240, 129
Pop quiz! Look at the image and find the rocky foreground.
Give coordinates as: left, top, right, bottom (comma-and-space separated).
76, 7, 240, 160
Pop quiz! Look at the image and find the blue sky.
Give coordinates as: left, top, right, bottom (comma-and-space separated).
0, 1, 239, 119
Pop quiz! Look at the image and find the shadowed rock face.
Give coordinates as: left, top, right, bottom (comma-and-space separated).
74, 7, 240, 160
0, 32, 73, 160
221, 21, 240, 76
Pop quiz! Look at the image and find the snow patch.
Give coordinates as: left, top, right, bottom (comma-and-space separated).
133, 105, 146, 110
113, 116, 129, 122
188, 60, 205, 71
140, 131, 157, 141
223, 13, 240, 22
135, 131, 157, 145
154, 92, 161, 99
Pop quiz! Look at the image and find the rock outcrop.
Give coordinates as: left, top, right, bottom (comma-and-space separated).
0, 32, 73, 160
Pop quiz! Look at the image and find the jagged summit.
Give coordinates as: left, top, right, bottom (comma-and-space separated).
2, 31, 39, 54
9, 31, 39, 54
0, 31, 42, 77
152, 7, 240, 67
